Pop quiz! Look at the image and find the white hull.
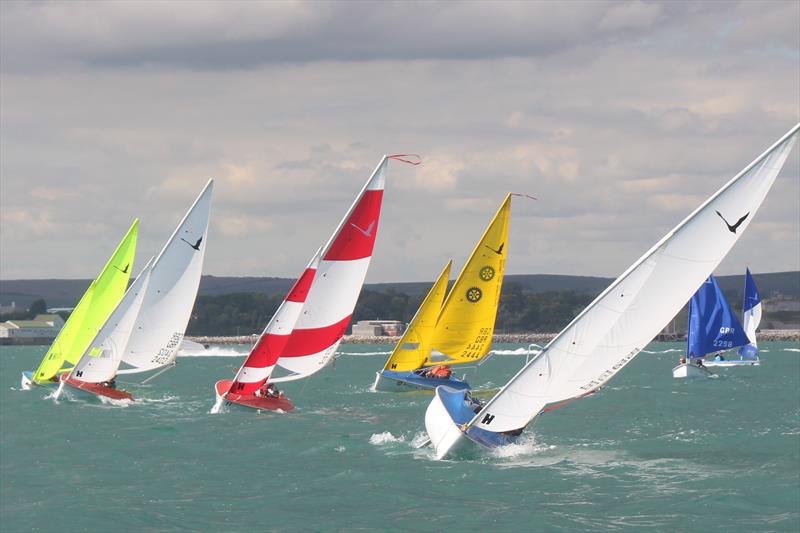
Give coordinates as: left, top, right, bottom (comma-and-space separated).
672, 363, 714, 379
702, 359, 760, 367
425, 387, 472, 459
20, 372, 32, 390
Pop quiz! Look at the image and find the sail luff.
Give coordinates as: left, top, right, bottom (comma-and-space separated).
119, 180, 213, 372
429, 194, 511, 364
464, 124, 799, 434
32, 219, 138, 383
381, 260, 452, 372
274, 157, 387, 378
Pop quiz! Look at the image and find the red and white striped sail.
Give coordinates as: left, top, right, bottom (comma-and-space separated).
224, 250, 321, 395
274, 156, 387, 379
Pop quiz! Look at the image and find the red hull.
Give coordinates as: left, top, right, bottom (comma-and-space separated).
215, 380, 294, 412
62, 376, 134, 401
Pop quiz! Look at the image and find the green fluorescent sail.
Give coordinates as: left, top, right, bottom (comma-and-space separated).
32, 220, 138, 384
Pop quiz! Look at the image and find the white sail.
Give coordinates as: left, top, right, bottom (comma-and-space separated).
119, 180, 213, 372
466, 124, 799, 434
70, 260, 153, 383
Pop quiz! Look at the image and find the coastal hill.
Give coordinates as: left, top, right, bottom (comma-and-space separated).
2, 271, 798, 308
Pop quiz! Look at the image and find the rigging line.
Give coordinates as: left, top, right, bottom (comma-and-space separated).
140, 362, 177, 385
539, 389, 598, 414
387, 154, 422, 165
510, 192, 538, 201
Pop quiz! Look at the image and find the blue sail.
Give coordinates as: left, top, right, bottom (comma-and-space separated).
686, 275, 751, 358
737, 268, 762, 360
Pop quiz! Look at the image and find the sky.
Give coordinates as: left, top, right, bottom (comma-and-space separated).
1, 0, 798, 283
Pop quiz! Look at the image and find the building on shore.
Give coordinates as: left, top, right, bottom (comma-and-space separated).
0, 314, 64, 345
351, 320, 406, 337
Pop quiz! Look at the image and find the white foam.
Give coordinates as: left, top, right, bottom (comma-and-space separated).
98, 396, 134, 407
369, 431, 405, 445
177, 347, 249, 357
489, 347, 536, 356
784, 348, 800, 353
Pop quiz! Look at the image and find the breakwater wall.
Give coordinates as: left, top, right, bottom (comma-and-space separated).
187, 330, 800, 346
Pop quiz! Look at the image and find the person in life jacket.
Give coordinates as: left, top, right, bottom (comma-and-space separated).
426, 365, 452, 379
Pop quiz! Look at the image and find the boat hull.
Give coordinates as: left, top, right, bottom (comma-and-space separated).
702, 359, 760, 367
20, 370, 63, 390
61, 376, 134, 400
214, 380, 294, 412
425, 385, 516, 459
373, 370, 471, 392
672, 363, 714, 379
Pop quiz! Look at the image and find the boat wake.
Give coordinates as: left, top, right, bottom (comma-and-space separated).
177, 347, 249, 357
489, 347, 534, 356
784, 348, 800, 353
369, 431, 406, 445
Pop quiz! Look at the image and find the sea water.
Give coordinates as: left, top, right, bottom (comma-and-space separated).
1, 342, 799, 532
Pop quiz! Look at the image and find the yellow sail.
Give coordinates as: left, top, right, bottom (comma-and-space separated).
429, 194, 510, 365
382, 261, 452, 372
32, 220, 138, 383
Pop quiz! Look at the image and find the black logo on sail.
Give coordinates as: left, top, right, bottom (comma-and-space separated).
716, 211, 749, 234
114, 263, 130, 274
481, 413, 495, 425
181, 236, 203, 251
485, 243, 504, 255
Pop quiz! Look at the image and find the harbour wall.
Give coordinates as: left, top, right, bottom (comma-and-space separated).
187, 329, 800, 346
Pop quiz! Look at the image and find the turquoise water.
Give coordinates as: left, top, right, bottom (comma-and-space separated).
2, 342, 799, 532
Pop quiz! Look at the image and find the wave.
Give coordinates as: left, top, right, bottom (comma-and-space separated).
177, 348, 248, 357
785, 348, 800, 353
490, 347, 537, 356
369, 431, 405, 445
642, 348, 683, 354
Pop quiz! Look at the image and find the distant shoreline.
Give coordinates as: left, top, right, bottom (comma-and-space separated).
187, 329, 800, 346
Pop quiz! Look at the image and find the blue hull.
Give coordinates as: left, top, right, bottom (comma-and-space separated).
374, 370, 471, 392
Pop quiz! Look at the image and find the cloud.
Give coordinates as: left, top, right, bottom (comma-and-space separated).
0, 1, 797, 282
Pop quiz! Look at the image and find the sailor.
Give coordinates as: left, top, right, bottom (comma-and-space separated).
714, 354, 725, 361
696, 358, 705, 368
266, 383, 280, 398
679, 356, 687, 365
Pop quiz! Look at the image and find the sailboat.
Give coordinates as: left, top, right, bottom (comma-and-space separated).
672, 275, 749, 378
424, 123, 799, 459
212, 156, 395, 413
703, 268, 762, 367
55, 180, 213, 401
20, 220, 138, 390
373, 194, 510, 392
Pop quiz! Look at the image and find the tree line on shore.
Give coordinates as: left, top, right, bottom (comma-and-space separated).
185, 283, 597, 336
